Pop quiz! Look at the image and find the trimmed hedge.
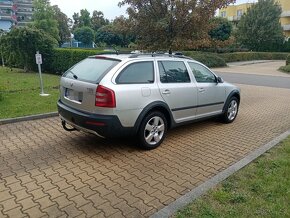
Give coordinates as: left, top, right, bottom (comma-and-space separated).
48, 48, 105, 74
220, 52, 289, 63
183, 51, 227, 68
49, 49, 228, 73
44, 49, 290, 74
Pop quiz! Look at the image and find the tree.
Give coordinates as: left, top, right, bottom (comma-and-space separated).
95, 25, 122, 47
91, 10, 109, 32
74, 26, 95, 46
209, 17, 232, 41
32, 0, 60, 43
52, 5, 71, 46
0, 27, 56, 71
112, 16, 136, 47
79, 9, 91, 27
0, 29, 6, 67
119, 0, 236, 53
236, 0, 284, 51
72, 9, 92, 30
72, 12, 80, 30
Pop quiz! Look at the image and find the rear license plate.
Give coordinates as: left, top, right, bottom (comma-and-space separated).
65, 88, 73, 98
65, 88, 83, 102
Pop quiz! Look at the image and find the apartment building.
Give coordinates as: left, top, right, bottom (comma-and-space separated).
280, 0, 290, 37
219, 3, 253, 22
0, 0, 33, 31
219, 0, 290, 37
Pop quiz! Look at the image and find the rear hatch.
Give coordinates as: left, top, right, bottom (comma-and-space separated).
60, 57, 121, 113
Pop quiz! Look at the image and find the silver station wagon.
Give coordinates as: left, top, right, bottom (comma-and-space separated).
58, 54, 240, 149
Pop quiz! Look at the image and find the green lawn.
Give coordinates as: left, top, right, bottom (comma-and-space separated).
0, 67, 60, 119
176, 137, 290, 218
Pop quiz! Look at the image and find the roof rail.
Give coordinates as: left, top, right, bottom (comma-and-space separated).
129, 53, 193, 60
95, 51, 132, 55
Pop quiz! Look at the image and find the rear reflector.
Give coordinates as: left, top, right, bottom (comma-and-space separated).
95, 85, 116, 108
85, 121, 106, 126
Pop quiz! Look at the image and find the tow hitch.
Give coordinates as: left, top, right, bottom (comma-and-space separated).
62, 120, 77, 132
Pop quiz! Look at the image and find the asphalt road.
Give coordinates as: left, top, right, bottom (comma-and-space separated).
217, 72, 290, 89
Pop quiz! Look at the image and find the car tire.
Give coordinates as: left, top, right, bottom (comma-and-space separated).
137, 111, 167, 150
221, 97, 239, 123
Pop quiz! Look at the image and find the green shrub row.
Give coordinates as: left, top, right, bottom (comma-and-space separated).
220, 52, 289, 63
4, 48, 288, 74
48, 48, 106, 74
48, 49, 228, 73
183, 51, 227, 68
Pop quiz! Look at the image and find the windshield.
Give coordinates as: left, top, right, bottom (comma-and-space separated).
63, 58, 121, 83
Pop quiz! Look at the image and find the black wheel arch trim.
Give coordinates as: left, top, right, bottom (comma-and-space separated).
133, 101, 174, 134
223, 90, 240, 113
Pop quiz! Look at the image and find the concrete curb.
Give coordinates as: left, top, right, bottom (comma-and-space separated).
227, 60, 281, 67
0, 112, 58, 125
150, 130, 290, 218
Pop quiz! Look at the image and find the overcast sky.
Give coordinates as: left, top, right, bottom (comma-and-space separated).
50, 0, 258, 20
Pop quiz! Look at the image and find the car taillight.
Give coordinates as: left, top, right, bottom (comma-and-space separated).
95, 85, 116, 108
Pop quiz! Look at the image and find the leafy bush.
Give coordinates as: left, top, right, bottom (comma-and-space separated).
0, 27, 57, 71
286, 54, 290, 65
220, 52, 289, 63
74, 27, 95, 46
184, 51, 227, 68
279, 65, 290, 73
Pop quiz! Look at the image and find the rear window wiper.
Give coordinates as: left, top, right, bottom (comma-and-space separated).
66, 70, 78, 80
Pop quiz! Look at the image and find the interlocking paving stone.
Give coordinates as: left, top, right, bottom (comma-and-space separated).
1, 84, 290, 217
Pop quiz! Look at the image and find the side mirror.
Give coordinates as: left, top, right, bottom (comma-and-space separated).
217, 76, 224, 83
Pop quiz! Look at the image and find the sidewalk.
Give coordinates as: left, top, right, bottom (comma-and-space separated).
214, 60, 290, 77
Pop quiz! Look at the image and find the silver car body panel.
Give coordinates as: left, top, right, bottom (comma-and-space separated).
59, 55, 240, 128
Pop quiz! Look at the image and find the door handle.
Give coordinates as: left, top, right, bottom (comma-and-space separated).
162, 89, 171, 95
198, 88, 205, 93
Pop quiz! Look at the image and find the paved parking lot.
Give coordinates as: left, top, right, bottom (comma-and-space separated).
1, 84, 290, 217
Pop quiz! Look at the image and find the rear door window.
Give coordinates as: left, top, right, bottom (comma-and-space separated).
63, 58, 120, 83
116, 61, 154, 84
158, 61, 190, 83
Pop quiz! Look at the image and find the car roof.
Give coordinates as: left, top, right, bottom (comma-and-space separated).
89, 53, 194, 62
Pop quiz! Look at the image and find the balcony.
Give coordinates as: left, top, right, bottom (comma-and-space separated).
0, 3, 13, 9
17, 9, 33, 15
17, 20, 32, 26
14, 0, 32, 7
227, 16, 242, 22
0, 12, 12, 17
282, 24, 290, 31
0, 15, 16, 22
281, 11, 290, 18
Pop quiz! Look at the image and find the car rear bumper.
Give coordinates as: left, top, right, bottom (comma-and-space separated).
57, 100, 134, 138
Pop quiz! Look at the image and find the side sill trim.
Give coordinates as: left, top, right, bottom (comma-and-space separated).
172, 102, 224, 112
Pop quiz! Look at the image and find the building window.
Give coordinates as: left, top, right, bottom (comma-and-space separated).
237, 10, 243, 17
221, 11, 226, 17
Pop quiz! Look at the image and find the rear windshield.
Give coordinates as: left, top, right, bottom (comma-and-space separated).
63, 58, 120, 83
